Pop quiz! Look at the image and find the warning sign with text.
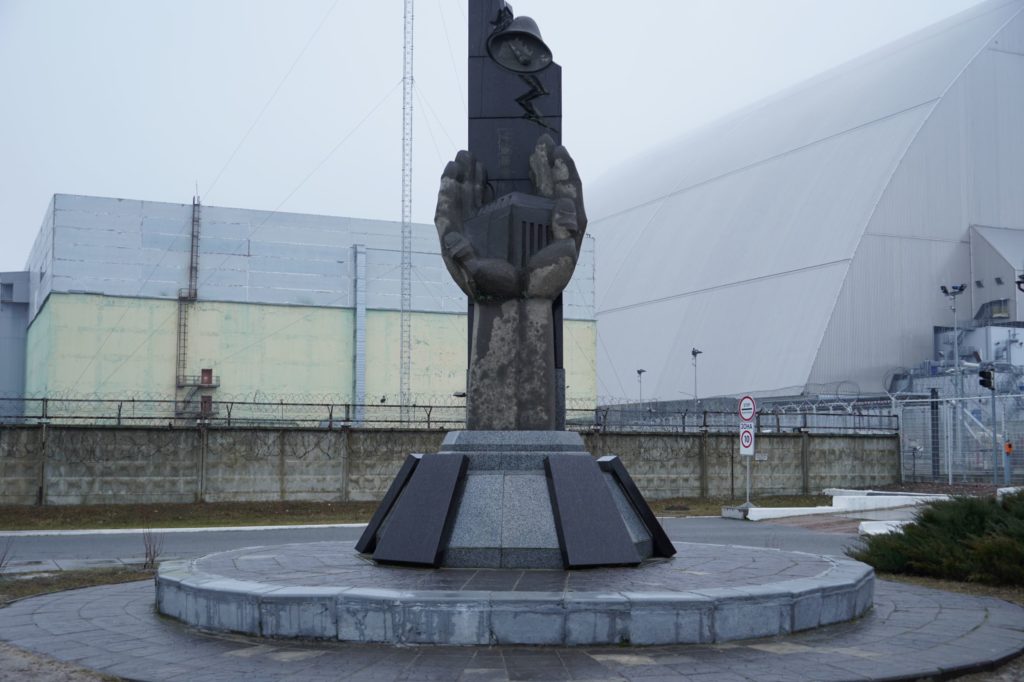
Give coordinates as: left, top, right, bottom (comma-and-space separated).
740, 421, 755, 456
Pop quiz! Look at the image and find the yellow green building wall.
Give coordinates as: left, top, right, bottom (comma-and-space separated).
26, 294, 354, 400
25, 293, 597, 406
188, 302, 354, 400
26, 294, 178, 397
363, 310, 596, 406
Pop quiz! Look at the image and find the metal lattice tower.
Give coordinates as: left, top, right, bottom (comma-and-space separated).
400, 0, 414, 420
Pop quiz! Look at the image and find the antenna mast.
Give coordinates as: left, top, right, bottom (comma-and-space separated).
400, 0, 414, 419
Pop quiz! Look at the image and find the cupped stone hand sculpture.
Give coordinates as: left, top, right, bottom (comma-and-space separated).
435, 134, 587, 430
436, 134, 587, 301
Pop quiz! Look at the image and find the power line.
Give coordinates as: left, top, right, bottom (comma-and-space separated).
72, 1, 345, 394
91, 83, 403, 393
414, 88, 446, 169
91, 309, 179, 390
66, 216, 202, 393
243, 79, 403, 229
597, 332, 629, 398
207, 264, 406, 366
203, 0, 341, 201
436, 0, 466, 114
414, 83, 459, 151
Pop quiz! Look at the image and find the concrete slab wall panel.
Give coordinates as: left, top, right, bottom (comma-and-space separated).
0, 427, 897, 506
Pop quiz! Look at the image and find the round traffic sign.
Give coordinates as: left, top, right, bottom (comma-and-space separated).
739, 395, 756, 421
740, 429, 753, 449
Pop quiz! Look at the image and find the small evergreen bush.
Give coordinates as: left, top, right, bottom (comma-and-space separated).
1001, 491, 1024, 520
848, 492, 1024, 586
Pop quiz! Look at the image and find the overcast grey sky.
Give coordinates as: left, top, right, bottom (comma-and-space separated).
0, 0, 989, 271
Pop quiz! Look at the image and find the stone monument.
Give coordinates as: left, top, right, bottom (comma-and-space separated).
155, 3, 879, 648
355, 0, 676, 569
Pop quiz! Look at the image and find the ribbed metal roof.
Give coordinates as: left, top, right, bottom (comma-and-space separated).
590, 0, 1024, 401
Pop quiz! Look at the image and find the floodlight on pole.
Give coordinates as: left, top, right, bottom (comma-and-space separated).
691, 348, 702, 406
636, 369, 646, 416
941, 283, 966, 485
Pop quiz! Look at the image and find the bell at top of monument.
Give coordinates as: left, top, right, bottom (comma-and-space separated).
487, 14, 553, 73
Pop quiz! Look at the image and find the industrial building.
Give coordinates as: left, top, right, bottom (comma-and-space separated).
8, 0, 1024, 422
0, 272, 29, 418
4, 194, 596, 417
589, 0, 1024, 404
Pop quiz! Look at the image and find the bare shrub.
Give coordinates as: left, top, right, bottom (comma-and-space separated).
0, 538, 13, 576
142, 529, 164, 570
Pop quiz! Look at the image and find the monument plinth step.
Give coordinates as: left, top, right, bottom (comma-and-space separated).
356, 430, 675, 569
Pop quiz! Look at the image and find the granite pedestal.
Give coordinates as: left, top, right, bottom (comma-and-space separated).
356, 431, 674, 569
155, 540, 875, 645
157, 433, 870, 646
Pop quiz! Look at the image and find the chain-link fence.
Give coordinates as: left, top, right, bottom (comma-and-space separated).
0, 397, 467, 429
899, 393, 1024, 485
0, 396, 900, 436
588, 405, 897, 434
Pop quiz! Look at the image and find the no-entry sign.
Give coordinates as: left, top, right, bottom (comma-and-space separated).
739, 395, 756, 421
739, 396, 756, 456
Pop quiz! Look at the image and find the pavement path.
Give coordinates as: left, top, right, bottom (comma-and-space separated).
1, 578, 1022, 682
10, 513, 1021, 682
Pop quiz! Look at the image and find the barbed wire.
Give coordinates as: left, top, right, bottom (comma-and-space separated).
0, 394, 898, 435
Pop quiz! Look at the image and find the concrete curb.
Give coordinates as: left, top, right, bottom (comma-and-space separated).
0, 522, 368, 537
859, 520, 911, 535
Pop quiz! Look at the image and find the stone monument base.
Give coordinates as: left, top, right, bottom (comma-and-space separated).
155, 541, 875, 645
355, 431, 675, 569
152, 430, 875, 645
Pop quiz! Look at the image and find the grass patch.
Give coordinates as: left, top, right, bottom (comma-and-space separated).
0, 496, 829, 531
0, 500, 380, 531
0, 567, 154, 606
649, 495, 829, 517
878, 572, 1024, 606
848, 492, 1024, 586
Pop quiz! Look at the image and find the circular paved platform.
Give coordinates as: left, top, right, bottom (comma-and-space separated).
1, 579, 1022, 682
156, 541, 874, 645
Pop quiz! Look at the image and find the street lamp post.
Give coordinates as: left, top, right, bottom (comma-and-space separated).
636, 369, 646, 425
941, 284, 966, 485
691, 348, 702, 407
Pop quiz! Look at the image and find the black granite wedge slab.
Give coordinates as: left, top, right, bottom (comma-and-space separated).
372, 453, 467, 567
545, 454, 641, 568
598, 455, 677, 558
355, 453, 422, 554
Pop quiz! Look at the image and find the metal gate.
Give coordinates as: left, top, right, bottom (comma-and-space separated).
900, 394, 1024, 485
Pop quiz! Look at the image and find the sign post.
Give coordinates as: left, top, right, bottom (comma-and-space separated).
738, 396, 756, 508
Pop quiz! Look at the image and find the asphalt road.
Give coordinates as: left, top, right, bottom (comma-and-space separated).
1, 517, 864, 569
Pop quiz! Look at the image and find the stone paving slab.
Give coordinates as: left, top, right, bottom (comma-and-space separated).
186, 541, 835, 591
0, 579, 1022, 681
155, 542, 874, 644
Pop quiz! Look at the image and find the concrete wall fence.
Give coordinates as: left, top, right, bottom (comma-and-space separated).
0, 426, 898, 506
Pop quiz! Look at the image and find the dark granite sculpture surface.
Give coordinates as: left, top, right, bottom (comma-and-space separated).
450, 0, 577, 430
